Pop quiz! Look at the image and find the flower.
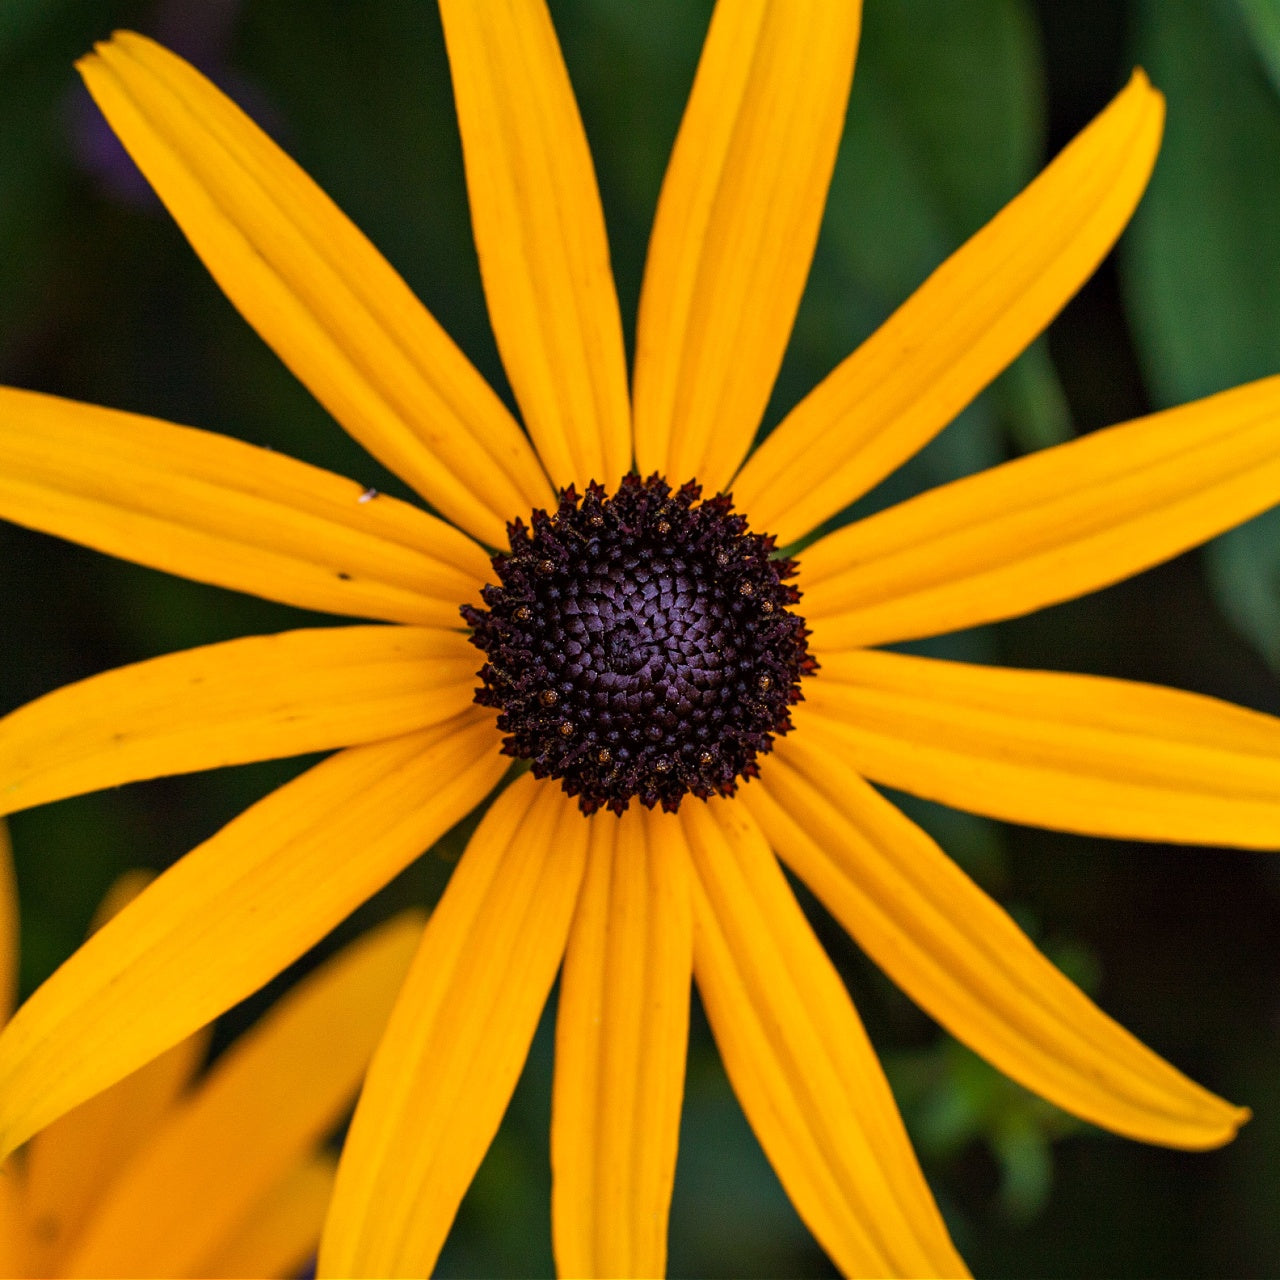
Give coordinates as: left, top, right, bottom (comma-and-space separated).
0, 820, 419, 1278
0, 2, 1276, 1276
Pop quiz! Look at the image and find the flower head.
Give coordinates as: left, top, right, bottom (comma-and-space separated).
0, 3, 1277, 1277
464, 474, 815, 813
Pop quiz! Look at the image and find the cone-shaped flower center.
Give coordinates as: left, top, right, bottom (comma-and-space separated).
463, 474, 816, 814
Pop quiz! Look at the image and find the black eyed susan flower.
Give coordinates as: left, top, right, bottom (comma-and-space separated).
0, 2, 1278, 1275
0, 822, 418, 1278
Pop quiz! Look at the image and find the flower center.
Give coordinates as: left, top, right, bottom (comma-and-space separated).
463, 474, 815, 814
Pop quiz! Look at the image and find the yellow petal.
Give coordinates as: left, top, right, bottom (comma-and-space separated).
78, 33, 552, 546
0, 626, 478, 818
0, 387, 490, 625
320, 774, 588, 1278
733, 71, 1164, 545
633, 1, 861, 493
0, 821, 16, 1023
21, 1036, 209, 1278
86, 870, 157, 933
682, 798, 966, 1279
62, 912, 421, 1279
748, 736, 1248, 1149
437, 0, 630, 493
21, 869, 201, 1276
202, 1153, 336, 1280
0, 1163, 25, 1279
800, 373, 1280, 649
0, 710, 505, 1160
801, 648, 1280, 848
551, 805, 692, 1279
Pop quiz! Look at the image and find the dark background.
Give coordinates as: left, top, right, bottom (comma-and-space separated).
3, 1, 1280, 1275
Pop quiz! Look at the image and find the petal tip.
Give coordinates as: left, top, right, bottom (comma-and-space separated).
1127, 65, 1167, 118
108, 28, 150, 48
1175, 1100, 1252, 1151
1222, 1102, 1253, 1143
77, 32, 130, 78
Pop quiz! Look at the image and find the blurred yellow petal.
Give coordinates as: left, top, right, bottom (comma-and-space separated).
0, 1163, 24, 1279
63, 912, 422, 1279
634, 1, 860, 492
438, 0, 631, 492
0, 388, 489, 626
22, 1034, 209, 1277
800, 374, 1280, 650
0, 821, 16, 1024
682, 799, 965, 1279
734, 71, 1164, 545
320, 775, 588, 1279
23, 872, 203, 1277
0, 710, 505, 1160
0, 626, 478, 817
801, 648, 1280, 848
551, 805, 692, 1279
79, 32, 552, 546
86, 870, 157, 933
748, 738, 1248, 1148
202, 1153, 336, 1280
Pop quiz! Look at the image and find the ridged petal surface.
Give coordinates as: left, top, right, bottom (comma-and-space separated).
0, 626, 478, 817
734, 72, 1164, 545
633, 0, 860, 493
800, 374, 1280, 649
801, 649, 1280, 848
748, 737, 1248, 1148
439, 0, 631, 492
0, 711, 504, 1159
0, 387, 489, 625
683, 799, 966, 1279
551, 805, 692, 1279
320, 776, 588, 1278
79, 32, 552, 545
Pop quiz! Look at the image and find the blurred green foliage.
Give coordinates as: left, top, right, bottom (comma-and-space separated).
1240, 0, 1280, 92
1126, 0, 1280, 676
1, 1, 1279, 1276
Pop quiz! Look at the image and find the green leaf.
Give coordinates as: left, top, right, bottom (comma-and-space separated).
860, 0, 1044, 233
997, 340, 1074, 452
1205, 508, 1280, 670
991, 1113, 1053, 1224
1125, 0, 1280, 671
1239, 0, 1280, 95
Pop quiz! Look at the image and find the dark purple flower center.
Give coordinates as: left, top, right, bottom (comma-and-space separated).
462, 475, 816, 815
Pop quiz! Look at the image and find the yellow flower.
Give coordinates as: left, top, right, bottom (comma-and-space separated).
0, 821, 419, 1278
0, 3, 1276, 1276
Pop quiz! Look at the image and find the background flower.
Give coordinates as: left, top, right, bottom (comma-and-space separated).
0, 820, 420, 1278
1, 1, 1279, 1276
